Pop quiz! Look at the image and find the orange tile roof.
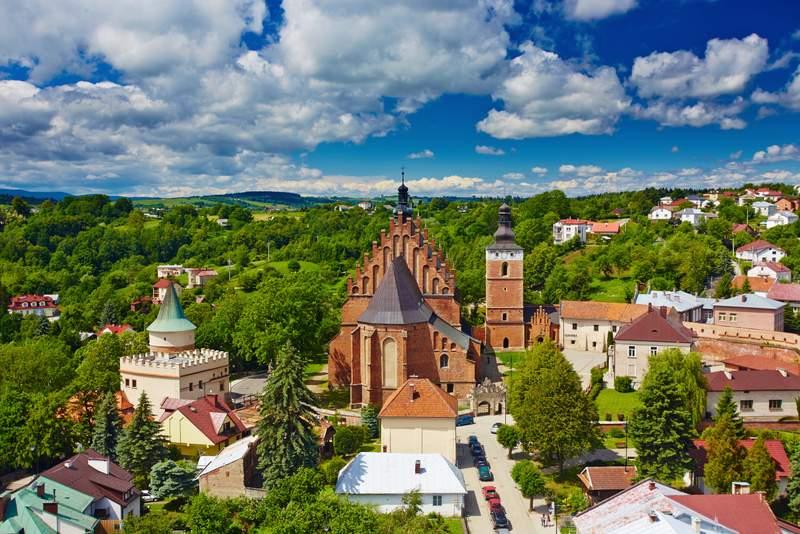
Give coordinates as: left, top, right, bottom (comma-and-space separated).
559, 301, 648, 322
379, 378, 457, 418
732, 275, 775, 293
577, 466, 637, 491
723, 355, 800, 375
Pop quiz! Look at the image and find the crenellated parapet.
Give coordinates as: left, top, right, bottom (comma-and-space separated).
120, 348, 229, 373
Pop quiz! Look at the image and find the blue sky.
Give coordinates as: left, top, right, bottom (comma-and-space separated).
0, 0, 798, 197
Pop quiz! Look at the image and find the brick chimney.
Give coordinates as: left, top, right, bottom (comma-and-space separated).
648, 481, 656, 491
36, 483, 45, 498
414, 460, 421, 474
659, 306, 667, 318
43, 502, 58, 515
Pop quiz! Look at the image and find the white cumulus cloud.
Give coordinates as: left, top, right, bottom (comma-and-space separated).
752, 144, 799, 163
408, 149, 434, 159
477, 42, 629, 138
631, 34, 768, 98
563, 0, 637, 21
475, 145, 506, 156
530, 166, 548, 174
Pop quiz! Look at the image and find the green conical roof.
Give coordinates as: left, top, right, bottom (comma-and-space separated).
147, 281, 196, 333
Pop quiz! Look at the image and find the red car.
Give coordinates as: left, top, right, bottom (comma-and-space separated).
482, 486, 499, 501
488, 498, 503, 513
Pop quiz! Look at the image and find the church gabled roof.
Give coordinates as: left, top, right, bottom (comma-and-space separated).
358, 257, 433, 325
147, 281, 196, 333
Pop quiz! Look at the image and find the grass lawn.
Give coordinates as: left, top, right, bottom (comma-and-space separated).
305, 362, 326, 376
595, 389, 641, 421
266, 260, 320, 274
589, 277, 634, 303
496, 351, 527, 368
444, 517, 464, 533
317, 387, 350, 409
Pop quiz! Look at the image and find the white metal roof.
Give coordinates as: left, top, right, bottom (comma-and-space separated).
196, 435, 257, 478
715, 293, 785, 310
335, 453, 466, 496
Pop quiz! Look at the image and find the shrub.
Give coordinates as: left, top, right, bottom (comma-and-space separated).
608, 428, 625, 439
320, 456, 347, 486
590, 365, 605, 387
614, 376, 633, 393
287, 260, 301, 272
333, 425, 366, 456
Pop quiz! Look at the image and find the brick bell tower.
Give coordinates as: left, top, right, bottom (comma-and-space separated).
485, 203, 526, 351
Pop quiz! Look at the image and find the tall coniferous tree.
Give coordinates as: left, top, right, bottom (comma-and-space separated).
116, 391, 168, 487
713, 386, 746, 439
704, 413, 745, 494
744, 436, 778, 500
629, 366, 695, 481
786, 445, 800, 518
90, 392, 121, 460
257, 342, 319, 487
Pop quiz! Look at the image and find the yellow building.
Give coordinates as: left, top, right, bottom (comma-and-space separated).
160, 395, 248, 458
379, 377, 458, 464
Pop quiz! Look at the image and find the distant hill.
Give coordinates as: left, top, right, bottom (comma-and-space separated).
0, 188, 71, 202
131, 190, 336, 209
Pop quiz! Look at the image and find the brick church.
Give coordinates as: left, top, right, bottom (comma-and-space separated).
327, 180, 557, 406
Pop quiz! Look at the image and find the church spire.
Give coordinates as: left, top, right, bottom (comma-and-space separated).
487, 203, 522, 250
396, 168, 412, 218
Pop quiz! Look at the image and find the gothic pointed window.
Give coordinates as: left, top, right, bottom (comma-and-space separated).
501, 262, 509, 277
382, 337, 397, 388
440, 354, 449, 368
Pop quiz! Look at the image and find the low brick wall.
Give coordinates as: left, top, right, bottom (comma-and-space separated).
685, 322, 800, 351
694, 338, 800, 363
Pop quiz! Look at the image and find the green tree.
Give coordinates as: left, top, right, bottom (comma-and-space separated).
19, 392, 75, 469
321, 456, 347, 485
509, 342, 598, 472
116, 391, 168, 487
741, 277, 752, 294
744, 436, 778, 500
496, 424, 521, 459
11, 196, 30, 218
360, 404, 379, 439
90, 392, 121, 460
511, 460, 545, 511
629, 366, 694, 481
149, 459, 197, 499
186, 493, 240, 534
703, 413, 746, 494
256, 342, 319, 487
122, 511, 175, 534
787, 445, 800, 518
713, 386, 746, 439
287, 259, 301, 272
715, 273, 733, 299
646, 349, 706, 428
333, 425, 365, 456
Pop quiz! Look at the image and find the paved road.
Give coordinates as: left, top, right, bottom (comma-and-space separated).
561, 349, 607, 389
457, 414, 555, 534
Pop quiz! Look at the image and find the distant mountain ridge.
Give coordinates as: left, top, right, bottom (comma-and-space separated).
0, 188, 72, 201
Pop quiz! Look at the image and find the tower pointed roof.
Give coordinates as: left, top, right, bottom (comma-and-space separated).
487, 202, 522, 251
147, 281, 196, 333
396, 171, 412, 217
358, 257, 432, 325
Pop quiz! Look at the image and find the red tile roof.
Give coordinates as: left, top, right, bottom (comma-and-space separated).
732, 275, 775, 293
732, 223, 755, 234
614, 307, 694, 344
41, 450, 137, 507
379, 377, 457, 418
162, 395, 247, 444
7, 294, 57, 310
560, 301, 648, 322
705, 369, 800, 391
577, 466, 637, 491
768, 283, 800, 302
96, 324, 134, 336
590, 222, 620, 234
723, 355, 800, 375
668, 494, 780, 534
757, 261, 791, 273
736, 239, 781, 253
152, 278, 173, 288
557, 218, 591, 225
691, 439, 791, 480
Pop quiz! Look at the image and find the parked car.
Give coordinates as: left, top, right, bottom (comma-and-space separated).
491, 422, 502, 434
141, 490, 157, 503
491, 510, 510, 529
478, 465, 494, 481
468, 435, 479, 445
475, 457, 488, 468
470, 443, 483, 456
488, 498, 503, 513
456, 414, 475, 426
482, 486, 499, 501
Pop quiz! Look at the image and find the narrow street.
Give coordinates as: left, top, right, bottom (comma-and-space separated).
457, 414, 555, 534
